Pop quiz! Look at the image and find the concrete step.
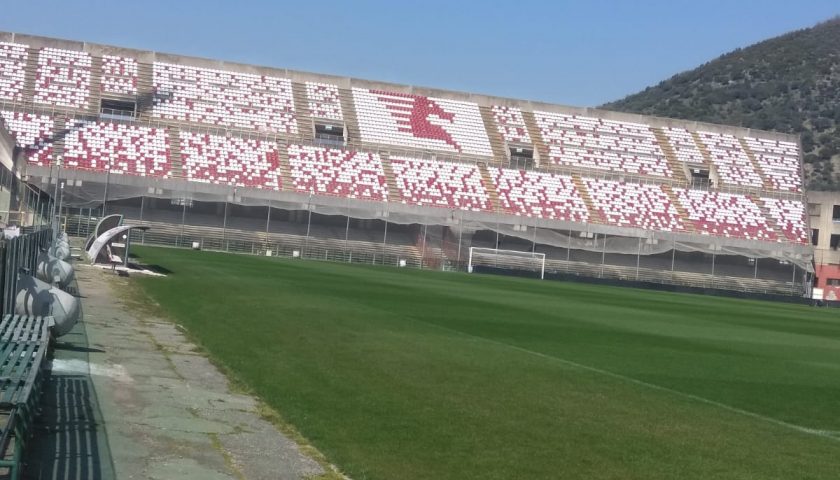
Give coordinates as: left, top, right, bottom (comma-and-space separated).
167, 126, 183, 178
275, 142, 294, 192
521, 110, 549, 168
660, 183, 695, 233
87, 56, 103, 116
478, 106, 507, 165
571, 174, 604, 224
290, 82, 313, 140
338, 88, 360, 142
477, 162, 501, 213
379, 152, 403, 203
651, 127, 687, 183
53, 115, 67, 162
136, 62, 156, 120
738, 137, 773, 191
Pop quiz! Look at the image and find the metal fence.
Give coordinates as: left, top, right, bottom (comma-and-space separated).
0, 228, 52, 317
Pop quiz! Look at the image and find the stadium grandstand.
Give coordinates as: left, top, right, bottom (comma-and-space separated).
0, 32, 813, 297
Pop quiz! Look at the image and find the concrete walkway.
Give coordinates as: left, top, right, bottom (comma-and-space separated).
26, 264, 325, 479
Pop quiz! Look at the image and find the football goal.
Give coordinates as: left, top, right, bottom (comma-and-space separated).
467, 247, 546, 280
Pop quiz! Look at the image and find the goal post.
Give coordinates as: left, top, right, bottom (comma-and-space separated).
467, 247, 546, 280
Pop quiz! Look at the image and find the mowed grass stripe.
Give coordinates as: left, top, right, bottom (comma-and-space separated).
132, 247, 840, 480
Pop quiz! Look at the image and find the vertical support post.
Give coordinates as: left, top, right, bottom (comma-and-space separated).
600, 233, 606, 278
180, 196, 187, 248
102, 166, 110, 218
265, 201, 272, 250
222, 201, 229, 251
711, 249, 716, 287
531, 223, 537, 255
456, 214, 463, 268
304, 196, 313, 257
636, 237, 642, 281
382, 215, 388, 266
344, 212, 350, 262
671, 236, 676, 275
420, 224, 427, 269
139, 196, 146, 244
754, 257, 758, 279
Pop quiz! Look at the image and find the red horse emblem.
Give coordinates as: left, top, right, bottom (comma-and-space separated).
372, 90, 461, 152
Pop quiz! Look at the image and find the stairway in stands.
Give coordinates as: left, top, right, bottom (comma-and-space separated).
379, 153, 403, 203
571, 175, 604, 224
275, 143, 294, 192
53, 115, 68, 162
477, 162, 501, 212
660, 184, 695, 233
167, 127, 183, 178
690, 131, 713, 167
136, 61, 155, 122
21, 47, 38, 108
651, 127, 686, 183
87, 56, 103, 116
290, 82, 314, 141
478, 106, 507, 164
521, 111, 550, 168
738, 138, 773, 190
756, 200, 786, 241
338, 88, 360, 144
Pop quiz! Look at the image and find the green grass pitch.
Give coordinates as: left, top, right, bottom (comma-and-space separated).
131, 246, 840, 479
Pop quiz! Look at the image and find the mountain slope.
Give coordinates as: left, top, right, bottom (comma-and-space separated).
602, 17, 840, 190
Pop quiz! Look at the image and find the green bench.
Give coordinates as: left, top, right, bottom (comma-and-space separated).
0, 315, 51, 480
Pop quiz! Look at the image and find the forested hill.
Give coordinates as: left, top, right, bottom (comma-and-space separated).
602, 18, 840, 191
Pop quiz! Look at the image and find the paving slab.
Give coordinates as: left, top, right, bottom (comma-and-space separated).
25, 263, 325, 480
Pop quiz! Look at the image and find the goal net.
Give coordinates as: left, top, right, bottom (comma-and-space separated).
468, 247, 546, 280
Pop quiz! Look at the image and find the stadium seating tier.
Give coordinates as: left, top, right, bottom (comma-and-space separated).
305, 82, 343, 121
64, 121, 171, 177
287, 144, 388, 201
390, 157, 490, 211
491, 168, 588, 222
745, 137, 802, 192
353, 88, 493, 156
1, 110, 53, 166
0, 43, 27, 102
34, 48, 92, 109
153, 63, 298, 134
535, 112, 672, 177
674, 188, 776, 241
585, 179, 685, 232
180, 131, 281, 189
102, 55, 138, 95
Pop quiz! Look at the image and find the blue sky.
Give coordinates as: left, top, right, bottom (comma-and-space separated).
1, 0, 837, 106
